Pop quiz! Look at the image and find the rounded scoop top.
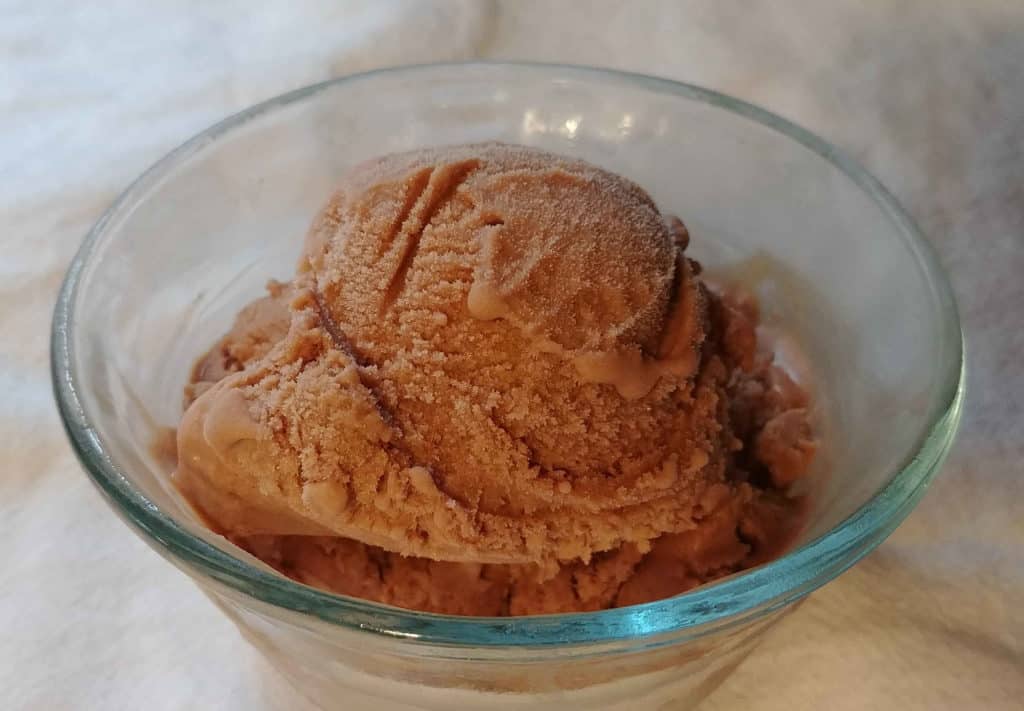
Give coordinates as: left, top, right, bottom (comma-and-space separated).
310, 143, 685, 356
177, 143, 733, 566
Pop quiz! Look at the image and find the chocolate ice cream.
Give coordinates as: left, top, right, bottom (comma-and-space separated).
174, 143, 816, 614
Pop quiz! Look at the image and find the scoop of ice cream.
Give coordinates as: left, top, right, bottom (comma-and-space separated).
177, 143, 737, 566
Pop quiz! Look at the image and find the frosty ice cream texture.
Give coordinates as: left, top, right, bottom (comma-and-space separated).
175, 143, 816, 613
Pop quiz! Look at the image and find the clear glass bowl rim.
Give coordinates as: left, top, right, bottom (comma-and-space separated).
51, 61, 964, 652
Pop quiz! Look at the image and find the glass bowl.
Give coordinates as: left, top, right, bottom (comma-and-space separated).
52, 62, 963, 710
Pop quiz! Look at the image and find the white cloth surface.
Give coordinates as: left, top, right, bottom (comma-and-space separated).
2, 1, 1021, 709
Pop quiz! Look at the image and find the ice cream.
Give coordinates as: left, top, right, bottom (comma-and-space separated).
174, 143, 816, 614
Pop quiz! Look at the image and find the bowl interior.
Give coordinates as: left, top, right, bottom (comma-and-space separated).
57, 64, 961, 641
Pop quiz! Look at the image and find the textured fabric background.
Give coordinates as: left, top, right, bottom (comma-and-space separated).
2, 1, 1021, 708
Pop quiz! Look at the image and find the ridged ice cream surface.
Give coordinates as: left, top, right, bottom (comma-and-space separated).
175, 143, 813, 574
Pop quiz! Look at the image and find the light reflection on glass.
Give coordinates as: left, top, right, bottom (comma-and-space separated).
522, 109, 546, 135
